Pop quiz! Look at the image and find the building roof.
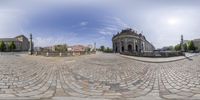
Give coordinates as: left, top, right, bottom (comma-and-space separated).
194, 39, 200, 41
0, 35, 29, 42
15, 35, 29, 40
69, 45, 86, 52
0, 38, 18, 42
112, 28, 147, 40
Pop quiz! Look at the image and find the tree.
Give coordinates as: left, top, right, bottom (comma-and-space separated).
175, 44, 181, 51
168, 46, 174, 51
104, 47, 113, 53
100, 46, 105, 51
162, 46, 174, 51
0, 41, 6, 52
86, 47, 91, 52
55, 44, 68, 52
188, 41, 196, 51
8, 41, 16, 51
183, 43, 188, 52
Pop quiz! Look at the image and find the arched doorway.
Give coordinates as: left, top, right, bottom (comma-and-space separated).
128, 45, 132, 52
135, 45, 138, 52
115, 46, 118, 53
121, 46, 124, 52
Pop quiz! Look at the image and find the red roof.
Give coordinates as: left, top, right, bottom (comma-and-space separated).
71, 45, 86, 52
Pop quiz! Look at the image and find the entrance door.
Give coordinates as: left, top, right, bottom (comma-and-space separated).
121, 46, 124, 52
128, 45, 132, 52
135, 45, 138, 52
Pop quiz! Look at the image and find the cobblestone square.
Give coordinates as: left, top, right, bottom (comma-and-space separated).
0, 53, 200, 100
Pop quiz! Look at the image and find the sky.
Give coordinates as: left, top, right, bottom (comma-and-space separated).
0, 0, 200, 48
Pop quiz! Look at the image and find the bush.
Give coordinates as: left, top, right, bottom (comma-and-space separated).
8, 41, 16, 51
188, 41, 196, 51
0, 41, 6, 52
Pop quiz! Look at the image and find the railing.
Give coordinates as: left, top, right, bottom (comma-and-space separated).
121, 51, 184, 57
34, 51, 96, 57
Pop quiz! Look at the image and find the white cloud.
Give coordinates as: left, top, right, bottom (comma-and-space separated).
80, 21, 88, 26
32, 32, 90, 47
0, 9, 27, 37
98, 16, 130, 36
99, 31, 113, 35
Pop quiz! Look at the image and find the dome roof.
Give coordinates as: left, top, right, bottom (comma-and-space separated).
112, 28, 146, 40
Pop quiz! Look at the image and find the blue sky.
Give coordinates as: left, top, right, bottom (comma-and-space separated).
0, 0, 200, 48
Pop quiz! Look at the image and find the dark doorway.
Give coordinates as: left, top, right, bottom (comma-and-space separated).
121, 46, 124, 52
136, 45, 138, 52
128, 45, 132, 52
115, 47, 118, 53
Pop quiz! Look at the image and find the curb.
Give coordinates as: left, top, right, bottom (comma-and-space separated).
118, 54, 199, 63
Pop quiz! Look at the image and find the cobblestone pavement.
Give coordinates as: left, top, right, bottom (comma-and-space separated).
0, 53, 200, 100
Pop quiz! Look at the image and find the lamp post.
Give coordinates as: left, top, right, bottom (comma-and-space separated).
29, 33, 33, 55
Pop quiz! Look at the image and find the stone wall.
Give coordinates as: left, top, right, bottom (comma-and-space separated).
121, 51, 184, 57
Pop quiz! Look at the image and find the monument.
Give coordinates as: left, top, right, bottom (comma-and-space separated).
180, 35, 184, 52
94, 42, 96, 52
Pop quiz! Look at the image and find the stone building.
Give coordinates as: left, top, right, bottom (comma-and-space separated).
0, 35, 29, 51
112, 28, 155, 55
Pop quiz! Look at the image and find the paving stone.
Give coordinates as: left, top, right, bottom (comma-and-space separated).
0, 52, 200, 99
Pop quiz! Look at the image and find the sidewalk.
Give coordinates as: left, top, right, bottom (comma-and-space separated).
119, 53, 200, 63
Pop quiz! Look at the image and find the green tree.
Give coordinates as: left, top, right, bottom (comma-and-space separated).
0, 41, 6, 52
86, 48, 91, 52
168, 46, 174, 51
100, 45, 105, 51
175, 44, 181, 51
104, 47, 113, 53
55, 44, 68, 52
183, 43, 188, 52
8, 41, 16, 51
188, 41, 196, 51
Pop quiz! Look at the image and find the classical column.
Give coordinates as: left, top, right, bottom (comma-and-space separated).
29, 33, 33, 55
133, 40, 135, 52
113, 42, 115, 53
119, 40, 122, 53
124, 38, 128, 53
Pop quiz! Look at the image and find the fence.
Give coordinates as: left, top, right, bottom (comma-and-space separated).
35, 51, 96, 57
